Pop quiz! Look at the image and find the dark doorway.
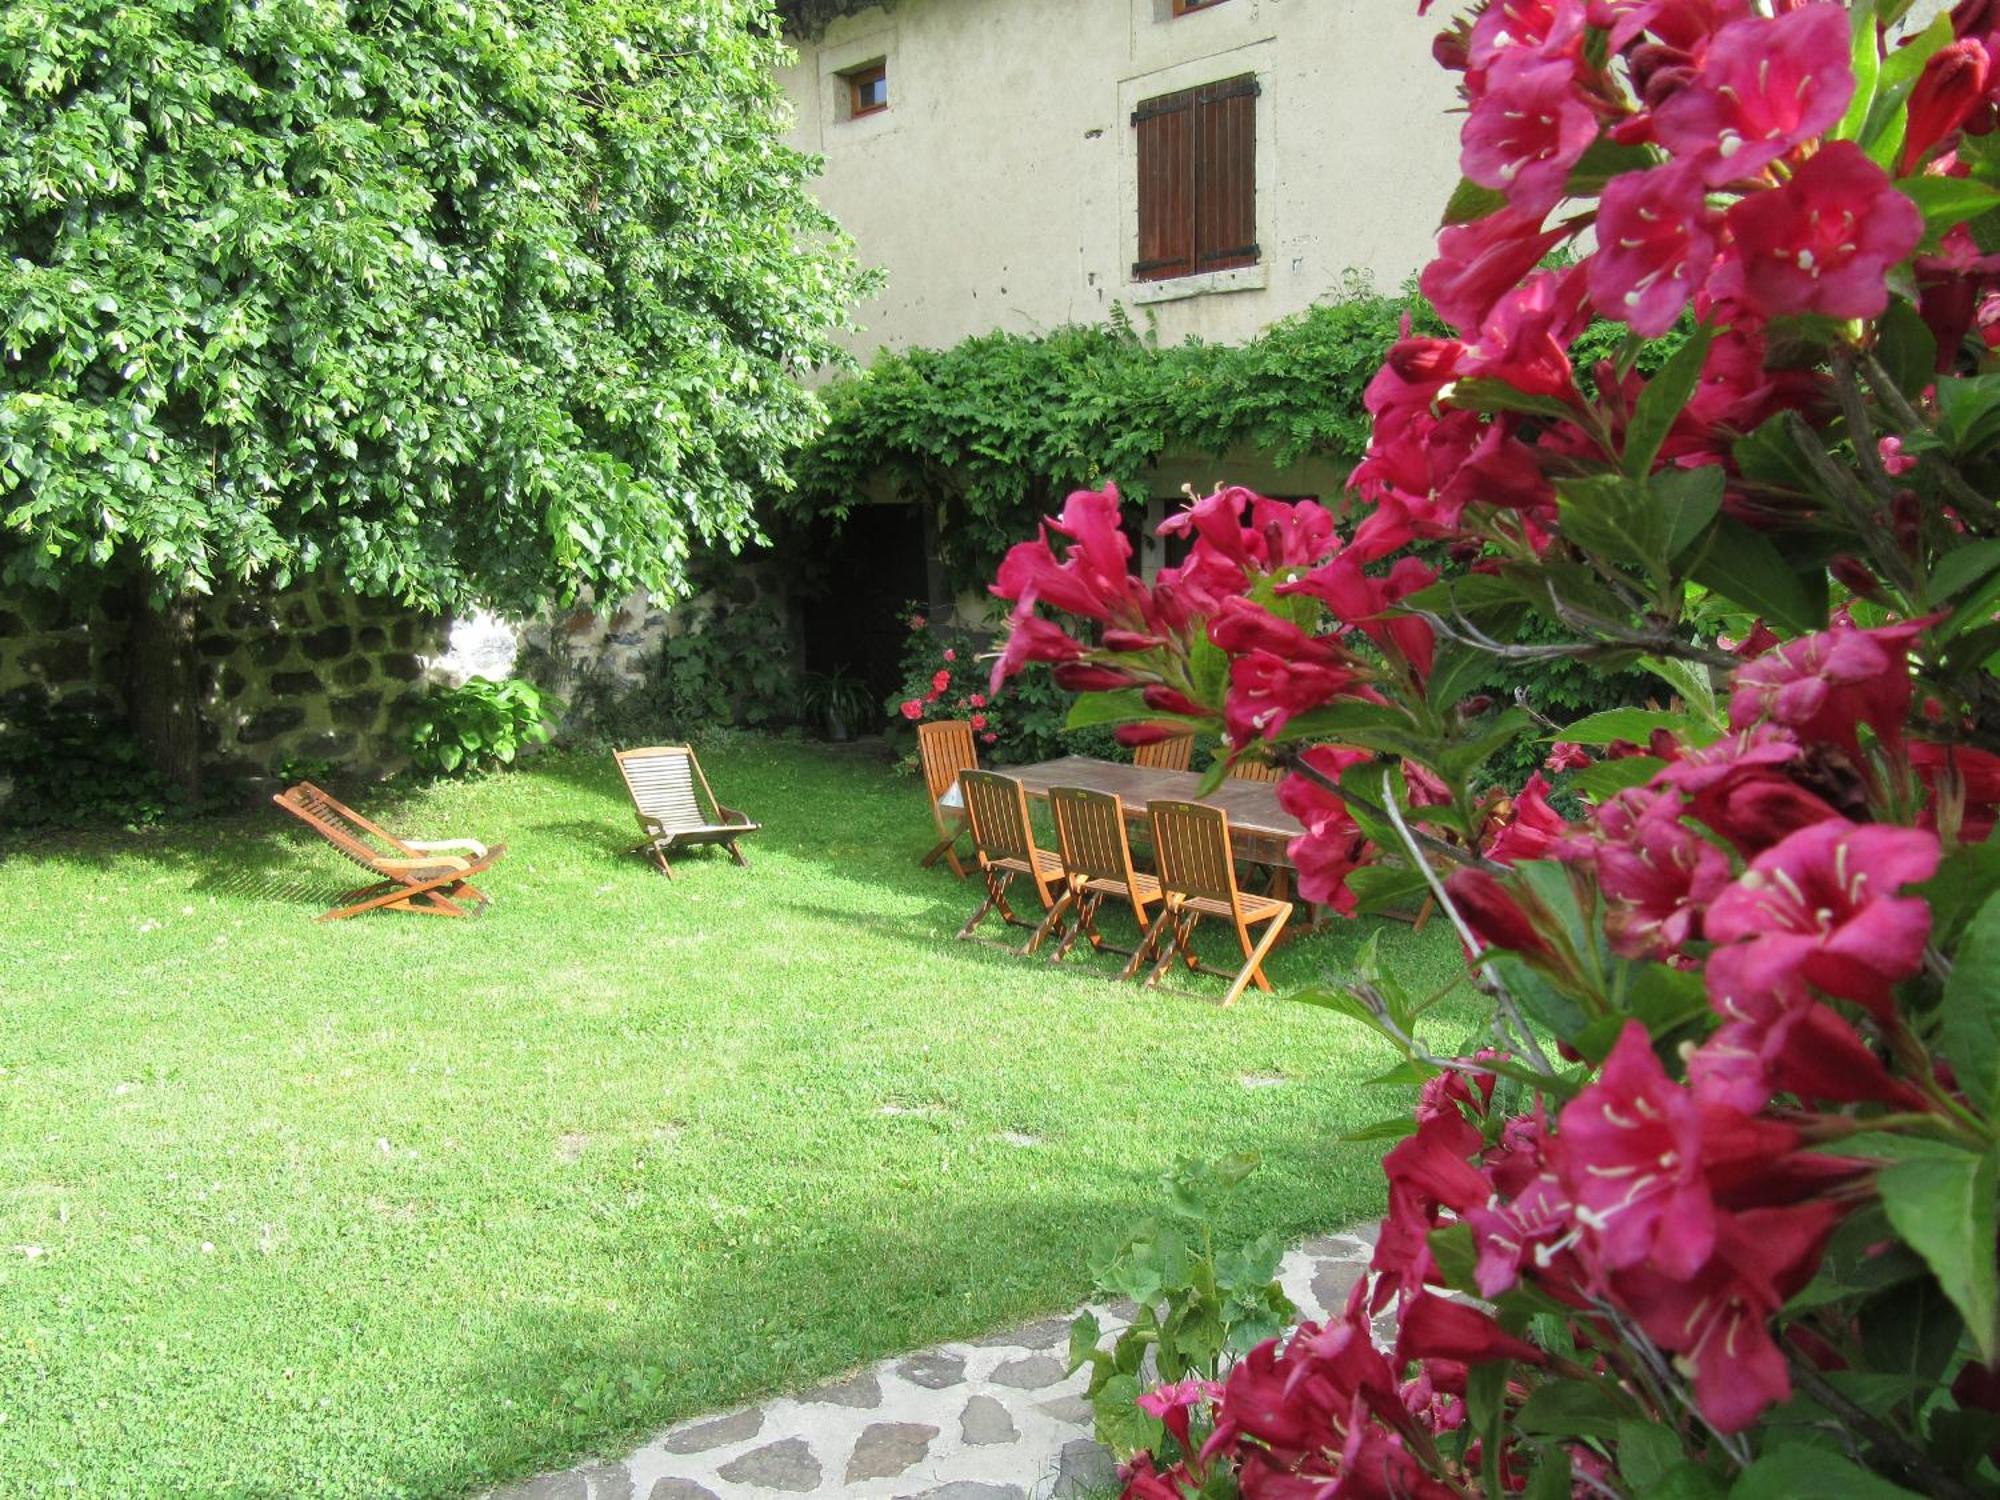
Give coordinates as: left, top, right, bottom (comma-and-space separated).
796, 502, 931, 726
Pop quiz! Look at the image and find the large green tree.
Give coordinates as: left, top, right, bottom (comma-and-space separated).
0, 0, 869, 787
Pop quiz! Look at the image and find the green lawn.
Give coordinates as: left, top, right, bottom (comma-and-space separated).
0, 738, 1460, 1498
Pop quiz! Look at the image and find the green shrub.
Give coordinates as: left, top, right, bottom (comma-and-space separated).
405, 677, 555, 777
0, 693, 178, 828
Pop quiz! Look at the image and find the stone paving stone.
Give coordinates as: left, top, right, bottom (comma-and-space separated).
645, 1483, 720, 1500
660, 1408, 762, 1455
972, 1315, 1070, 1350
1051, 1438, 1117, 1497
716, 1437, 822, 1491
897, 1485, 1028, 1500
987, 1353, 1068, 1390
846, 1421, 939, 1482
796, 1369, 882, 1407
896, 1350, 968, 1389
1035, 1393, 1093, 1426
1311, 1255, 1364, 1314
580, 1464, 634, 1500
959, 1393, 1020, 1446
492, 1476, 587, 1500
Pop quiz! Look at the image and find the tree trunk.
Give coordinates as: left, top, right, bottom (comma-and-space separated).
126, 574, 203, 800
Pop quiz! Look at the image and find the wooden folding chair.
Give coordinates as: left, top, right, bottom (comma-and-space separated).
1133, 733, 1195, 772
955, 769, 1064, 949
614, 745, 760, 877
272, 782, 506, 920
1040, 786, 1163, 964
1127, 800, 1292, 1006
1226, 756, 1284, 783
917, 719, 978, 879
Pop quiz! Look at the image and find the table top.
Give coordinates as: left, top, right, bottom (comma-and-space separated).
1002, 754, 1304, 846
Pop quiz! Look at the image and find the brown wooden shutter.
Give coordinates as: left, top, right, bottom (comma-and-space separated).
1133, 87, 1196, 281
1194, 74, 1258, 272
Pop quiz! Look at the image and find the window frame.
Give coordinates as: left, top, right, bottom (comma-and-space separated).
1170, 0, 1231, 14
843, 61, 888, 119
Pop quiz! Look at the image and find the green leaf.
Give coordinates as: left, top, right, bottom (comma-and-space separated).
1637, 654, 1719, 725
1089, 1371, 1164, 1457
1450, 378, 1581, 424
1557, 472, 1668, 574
1568, 755, 1667, 801
1566, 138, 1657, 196
1065, 688, 1186, 731
1615, 1419, 1685, 1491
1625, 325, 1714, 479
1067, 1311, 1103, 1375
1930, 539, 2000, 604
1654, 465, 1725, 561
1876, 1144, 2000, 1362
1919, 838, 2000, 947
1897, 176, 2000, 240
1876, 297, 1939, 399
1941, 891, 2000, 1117
1936, 373, 2000, 456
1339, 1115, 1420, 1144
1443, 177, 1509, 226
1557, 708, 1697, 745
1522, 1447, 1572, 1500
1728, 1445, 1926, 1500
1690, 518, 1823, 634
1514, 1378, 1627, 1440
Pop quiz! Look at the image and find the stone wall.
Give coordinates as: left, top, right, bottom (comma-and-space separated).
0, 576, 450, 793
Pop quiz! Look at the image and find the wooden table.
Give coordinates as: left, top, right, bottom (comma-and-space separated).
1000, 754, 1302, 871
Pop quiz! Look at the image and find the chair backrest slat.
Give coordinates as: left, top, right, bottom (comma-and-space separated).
1226, 757, 1283, 783
615, 746, 711, 831
961, 769, 1037, 866
1149, 799, 1241, 908
273, 783, 402, 872
917, 720, 978, 807
1051, 786, 1136, 888
1133, 733, 1195, 772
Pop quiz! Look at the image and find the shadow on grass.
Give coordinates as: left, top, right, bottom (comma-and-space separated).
403, 1158, 1349, 1500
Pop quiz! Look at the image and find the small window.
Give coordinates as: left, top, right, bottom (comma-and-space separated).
1172, 0, 1231, 13
1132, 74, 1259, 282
844, 62, 888, 118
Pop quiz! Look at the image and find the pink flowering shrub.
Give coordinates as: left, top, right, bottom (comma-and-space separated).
987, 3, 2000, 1495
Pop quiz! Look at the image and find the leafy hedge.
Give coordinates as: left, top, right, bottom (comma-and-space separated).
782, 288, 1434, 589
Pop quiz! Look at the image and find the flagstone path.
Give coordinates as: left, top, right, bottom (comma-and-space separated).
488, 1226, 1377, 1500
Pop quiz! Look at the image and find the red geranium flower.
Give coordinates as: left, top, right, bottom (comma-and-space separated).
969, 713, 988, 730
899, 699, 924, 721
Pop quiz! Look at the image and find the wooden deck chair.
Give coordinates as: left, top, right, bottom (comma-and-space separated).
614, 745, 760, 877
1226, 756, 1284, 783
1041, 786, 1163, 964
1133, 733, 1195, 772
1126, 800, 1292, 1007
272, 782, 506, 921
917, 719, 978, 879
955, 770, 1064, 949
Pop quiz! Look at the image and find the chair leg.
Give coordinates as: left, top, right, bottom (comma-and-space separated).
1053, 892, 1102, 963
1025, 887, 1075, 956
1412, 894, 1436, 934
1223, 909, 1291, 1008
922, 833, 969, 880
1145, 910, 1198, 988
1121, 905, 1176, 981
322, 874, 473, 921
726, 841, 749, 868
957, 868, 1015, 940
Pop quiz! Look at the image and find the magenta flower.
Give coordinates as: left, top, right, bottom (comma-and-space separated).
1544, 741, 1590, 773
1461, 266, 1589, 400
1904, 38, 1992, 175
1715, 142, 1923, 322
991, 488, 1137, 623
1445, 867, 1555, 961
1394, 1292, 1548, 1369
1615, 1200, 1845, 1433
1652, 5, 1855, 184
1554, 1022, 1799, 1280
988, 613, 1086, 693
1276, 553, 1438, 681
1460, 51, 1600, 214
1727, 616, 1927, 760
1278, 746, 1372, 912
1419, 205, 1571, 336
1691, 969, 1927, 1113
1704, 818, 1940, 1020
1587, 158, 1719, 336
1136, 1378, 1223, 1457
1484, 772, 1568, 865
1559, 785, 1731, 958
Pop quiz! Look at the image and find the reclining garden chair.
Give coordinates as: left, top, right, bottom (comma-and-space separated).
614, 745, 760, 876
272, 782, 506, 921
955, 769, 1063, 950
1126, 799, 1292, 1006
916, 719, 978, 879
1042, 785, 1162, 964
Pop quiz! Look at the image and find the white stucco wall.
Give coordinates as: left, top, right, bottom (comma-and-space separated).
777, 0, 1463, 358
